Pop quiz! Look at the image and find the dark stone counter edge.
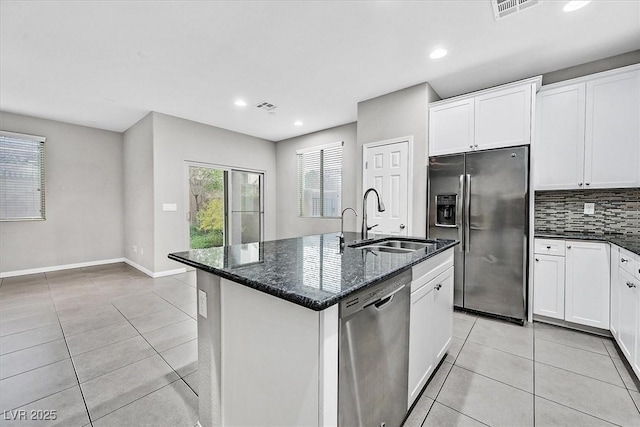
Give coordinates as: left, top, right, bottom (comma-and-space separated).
535, 232, 639, 257
168, 241, 459, 312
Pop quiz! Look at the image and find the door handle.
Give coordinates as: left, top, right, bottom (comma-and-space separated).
465, 174, 471, 254
457, 175, 464, 253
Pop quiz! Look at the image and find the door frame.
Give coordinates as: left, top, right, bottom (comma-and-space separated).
362, 136, 414, 236
184, 161, 266, 249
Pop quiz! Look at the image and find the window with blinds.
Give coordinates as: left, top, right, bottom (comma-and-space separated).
297, 141, 343, 218
0, 131, 46, 221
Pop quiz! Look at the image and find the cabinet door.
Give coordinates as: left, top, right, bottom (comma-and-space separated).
533, 254, 566, 320
432, 267, 454, 362
408, 280, 434, 406
429, 99, 474, 156
474, 84, 532, 151
610, 245, 621, 340
618, 269, 638, 361
565, 241, 610, 329
585, 70, 640, 189
534, 84, 586, 190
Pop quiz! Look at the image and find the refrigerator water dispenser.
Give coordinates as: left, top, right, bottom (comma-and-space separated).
435, 194, 457, 227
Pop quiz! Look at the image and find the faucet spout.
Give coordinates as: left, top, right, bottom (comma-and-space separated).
361, 188, 385, 240
340, 207, 358, 250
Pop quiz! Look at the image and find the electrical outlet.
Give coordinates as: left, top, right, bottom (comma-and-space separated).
198, 290, 208, 318
140, 247, 144, 255
584, 203, 595, 215
132, 245, 137, 253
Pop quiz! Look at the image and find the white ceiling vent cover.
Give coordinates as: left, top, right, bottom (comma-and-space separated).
492, 0, 539, 20
255, 101, 278, 114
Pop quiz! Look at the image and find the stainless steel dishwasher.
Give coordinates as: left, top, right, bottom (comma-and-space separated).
338, 269, 411, 427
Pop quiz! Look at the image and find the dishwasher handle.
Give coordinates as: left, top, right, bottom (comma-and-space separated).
366, 284, 406, 311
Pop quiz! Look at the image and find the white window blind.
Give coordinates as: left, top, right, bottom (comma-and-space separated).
297, 141, 342, 218
0, 131, 46, 221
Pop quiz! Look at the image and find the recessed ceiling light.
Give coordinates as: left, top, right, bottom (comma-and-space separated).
234, 99, 247, 107
563, 1, 591, 12
429, 48, 448, 59
294, 121, 303, 126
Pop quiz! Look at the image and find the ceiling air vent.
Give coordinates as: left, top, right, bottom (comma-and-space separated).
255, 101, 278, 114
491, 0, 539, 20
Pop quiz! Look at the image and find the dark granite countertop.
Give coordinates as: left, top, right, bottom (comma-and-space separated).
535, 230, 640, 256
168, 232, 458, 311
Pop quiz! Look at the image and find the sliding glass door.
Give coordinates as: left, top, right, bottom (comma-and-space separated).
187, 163, 263, 249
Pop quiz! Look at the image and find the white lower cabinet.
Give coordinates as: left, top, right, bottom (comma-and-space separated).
533, 253, 566, 320
565, 241, 610, 329
533, 239, 609, 329
408, 250, 454, 407
610, 245, 640, 379
432, 267, 454, 361
618, 268, 638, 361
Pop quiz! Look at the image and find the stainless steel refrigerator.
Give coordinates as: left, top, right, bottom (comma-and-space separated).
427, 146, 529, 323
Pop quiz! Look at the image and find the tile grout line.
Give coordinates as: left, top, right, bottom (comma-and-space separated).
535, 334, 612, 357
534, 394, 625, 426
532, 320, 536, 426
48, 278, 95, 427
534, 359, 630, 390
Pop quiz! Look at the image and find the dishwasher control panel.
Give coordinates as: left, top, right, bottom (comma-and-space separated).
340, 270, 411, 318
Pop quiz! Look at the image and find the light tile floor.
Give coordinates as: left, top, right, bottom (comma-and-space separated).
0, 263, 198, 427
405, 311, 640, 427
3, 265, 640, 427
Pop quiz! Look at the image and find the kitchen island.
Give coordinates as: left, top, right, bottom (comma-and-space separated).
169, 232, 458, 427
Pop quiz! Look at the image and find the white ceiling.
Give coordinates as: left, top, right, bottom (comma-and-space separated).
1, 1, 639, 142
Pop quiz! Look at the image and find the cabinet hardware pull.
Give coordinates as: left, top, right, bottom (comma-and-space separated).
546, 246, 551, 249
578, 183, 583, 186
621, 258, 628, 263
567, 245, 572, 249
627, 282, 637, 288
435, 284, 442, 290
469, 145, 474, 149
585, 182, 590, 186
535, 258, 539, 262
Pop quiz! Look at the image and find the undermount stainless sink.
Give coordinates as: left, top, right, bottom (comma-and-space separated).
350, 238, 438, 253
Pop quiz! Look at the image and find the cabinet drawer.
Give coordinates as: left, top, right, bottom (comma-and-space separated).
619, 247, 640, 279
535, 238, 566, 256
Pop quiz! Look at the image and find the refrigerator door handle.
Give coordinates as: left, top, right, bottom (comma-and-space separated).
465, 173, 471, 254
457, 174, 464, 252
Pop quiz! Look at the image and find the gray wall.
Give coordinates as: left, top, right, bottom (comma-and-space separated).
357, 83, 440, 238
275, 122, 357, 239
152, 113, 277, 273
0, 112, 124, 273
123, 113, 155, 272
543, 49, 640, 85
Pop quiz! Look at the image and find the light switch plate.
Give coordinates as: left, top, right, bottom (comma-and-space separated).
162, 203, 178, 212
584, 203, 595, 215
198, 290, 208, 318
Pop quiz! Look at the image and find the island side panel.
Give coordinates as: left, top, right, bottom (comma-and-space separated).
220, 278, 334, 427
197, 270, 223, 427
319, 304, 339, 427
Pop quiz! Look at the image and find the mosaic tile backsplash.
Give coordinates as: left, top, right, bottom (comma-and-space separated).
535, 189, 640, 237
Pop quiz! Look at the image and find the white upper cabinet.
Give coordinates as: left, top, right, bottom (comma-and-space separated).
535, 84, 586, 190
428, 77, 540, 156
585, 70, 640, 189
535, 65, 640, 190
474, 84, 532, 151
429, 99, 474, 156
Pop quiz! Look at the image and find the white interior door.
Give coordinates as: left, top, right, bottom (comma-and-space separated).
364, 139, 410, 236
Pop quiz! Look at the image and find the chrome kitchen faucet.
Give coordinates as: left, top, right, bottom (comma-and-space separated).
361, 188, 385, 240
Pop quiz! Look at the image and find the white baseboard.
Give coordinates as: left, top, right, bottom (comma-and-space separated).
0, 258, 126, 278
1, 258, 188, 279
123, 259, 187, 279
